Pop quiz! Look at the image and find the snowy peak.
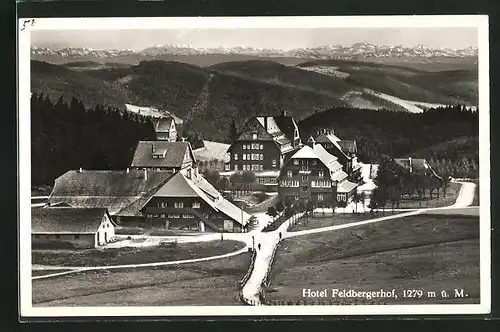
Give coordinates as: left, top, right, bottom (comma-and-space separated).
31, 43, 478, 59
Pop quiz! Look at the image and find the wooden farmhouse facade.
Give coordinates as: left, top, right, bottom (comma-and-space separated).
278, 137, 358, 207
31, 207, 116, 248
224, 111, 302, 190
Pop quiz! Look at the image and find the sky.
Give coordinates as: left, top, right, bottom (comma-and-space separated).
31, 27, 478, 50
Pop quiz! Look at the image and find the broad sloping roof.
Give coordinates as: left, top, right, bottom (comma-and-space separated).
232, 116, 292, 149
313, 144, 343, 173
290, 145, 318, 159
394, 158, 428, 172
286, 144, 345, 180
32, 207, 111, 233
149, 172, 251, 226
48, 170, 173, 215
273, 115, 298, 143
131, 141, 195, 168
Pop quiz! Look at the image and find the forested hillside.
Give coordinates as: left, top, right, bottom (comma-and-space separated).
298, 105, 479, 178
31, 93, 156, 185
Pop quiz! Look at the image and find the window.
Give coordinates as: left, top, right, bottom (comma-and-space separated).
182, 214, 192, 218
302, 186, 308, 192
174, 202, 184, 208
192, 202, 200, 208
258, 177, 265, 185
301, 159, 308, 165
302, 175, 308, 182
272, 159, 277, 167
287, 170, 293, 178
252, 164, 260, 171
55, 234, 60, 239
168, 214, 174, 218
252, 133, 257, 140
161, 214, 166, 218
259, 164, 263, 171
234, 153, 238, 160
294, 159, 299, 165
243, 154, 246, 160
147, 214, 152, 218
234, 165, 238, 171
153, 214, 159, 218
173, 214, 180, 218
318, 170, 324, 178
294, 195, 299, 200
312, 160, 317, 165
318, 194, 324, 201
243, 145, 247, 150
260, 144, 264, 149
260, 154, 263, 160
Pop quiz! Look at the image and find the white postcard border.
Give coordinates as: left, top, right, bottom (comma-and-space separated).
18, 15, 491, 317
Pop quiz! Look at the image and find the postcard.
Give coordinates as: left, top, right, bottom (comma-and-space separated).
18, 15, 490, 317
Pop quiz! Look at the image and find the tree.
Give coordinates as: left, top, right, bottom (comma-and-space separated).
352, 192, 362, 213
331, 181, 339, 215
267, 206, 277, 223
306, 200, 315, 218
228, 118, 238, 143
241, 171, 256, 193
276, 201, 284, 214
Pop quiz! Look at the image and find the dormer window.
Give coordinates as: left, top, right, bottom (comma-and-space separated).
152, 149, 166, 159
252, 133, 257, 140
293, 159, 299, 165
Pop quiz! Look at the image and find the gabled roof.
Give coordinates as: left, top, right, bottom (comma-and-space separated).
48, 170, 173, 215
290, 145, 318, 159
338, 140, 357, 154
394, 158, 428, 172
131, 141, 195, 168
285, 144, 344, 179
231, 116, 292, 149
148, 171, 251, 226
273, 115, 299, 143
313, 144, 343, 173
153, 117, 175, 133
32, 207, 112, 233
315, 133, 341, 144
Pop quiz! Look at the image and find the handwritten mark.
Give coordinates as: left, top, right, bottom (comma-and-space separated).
21, 19, 35, 31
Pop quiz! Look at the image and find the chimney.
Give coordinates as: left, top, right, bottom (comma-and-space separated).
181, 137, 186, 142
408, 157, 412, 173
126, 167, 130, 173
78, 167, 83, 173
143, 168, 148, 181
152, 143, 155, 153
281, 110, 287, 117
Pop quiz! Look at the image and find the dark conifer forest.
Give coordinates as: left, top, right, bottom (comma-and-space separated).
31, 93, 156, 186
298, 105, 479, 178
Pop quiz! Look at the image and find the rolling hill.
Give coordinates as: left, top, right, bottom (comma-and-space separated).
31, 58, 478, 142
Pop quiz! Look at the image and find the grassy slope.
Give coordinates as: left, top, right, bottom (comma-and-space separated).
32, 240, 244, 267
382, 182, 462, 209
288, 212, 403, 232
266, 214, 479, 305
32, 252, 251, 306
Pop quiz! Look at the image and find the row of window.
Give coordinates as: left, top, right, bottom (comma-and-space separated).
146, 214, 195, 219
258, 177, 278, 184
234, 153, 264, 161
293, 159, 317, 166
157, 202, 201, 209
242, 164, 263, 171
286, 170, 325, 178
280, 180, 299, 187
243, 143, 264, 150
311, 180, 331, 188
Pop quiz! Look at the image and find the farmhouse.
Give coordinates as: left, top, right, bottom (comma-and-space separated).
130, 140, 195, 172
31, 207, 116, 248
278, 136, 358, 207
314, 128, 361, 179
140, 169, 252, 232
47, 167, 251, 232
224, 111, 302, 190
152, 117, 177, 142
394, 157, 442, 179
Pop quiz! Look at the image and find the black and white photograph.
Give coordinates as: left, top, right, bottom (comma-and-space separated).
18, 16, 490, 317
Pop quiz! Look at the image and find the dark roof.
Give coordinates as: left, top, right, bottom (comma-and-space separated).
48, 170, 173, 215
236, 117, 274, 141
273, 115, 298, 143
131, 141, 194, 168
32, 207, 111, 233
338, 140, 357, 154
153, 118, 175, 133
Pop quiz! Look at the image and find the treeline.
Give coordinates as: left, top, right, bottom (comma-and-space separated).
31, 93, 156, 185
299, 105, 478, 177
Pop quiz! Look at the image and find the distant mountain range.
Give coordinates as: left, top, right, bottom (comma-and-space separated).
31, 42, 478, 60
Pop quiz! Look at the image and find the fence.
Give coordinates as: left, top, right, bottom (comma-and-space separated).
237, 249, 258, 306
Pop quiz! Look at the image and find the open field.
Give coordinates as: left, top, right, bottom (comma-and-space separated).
32, 252, 251, 306
265, 214, 479, 305
288, 212, 404, 232
32, 240, 244, 267
32, 269, 73, 277
382, 182, 461, 210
